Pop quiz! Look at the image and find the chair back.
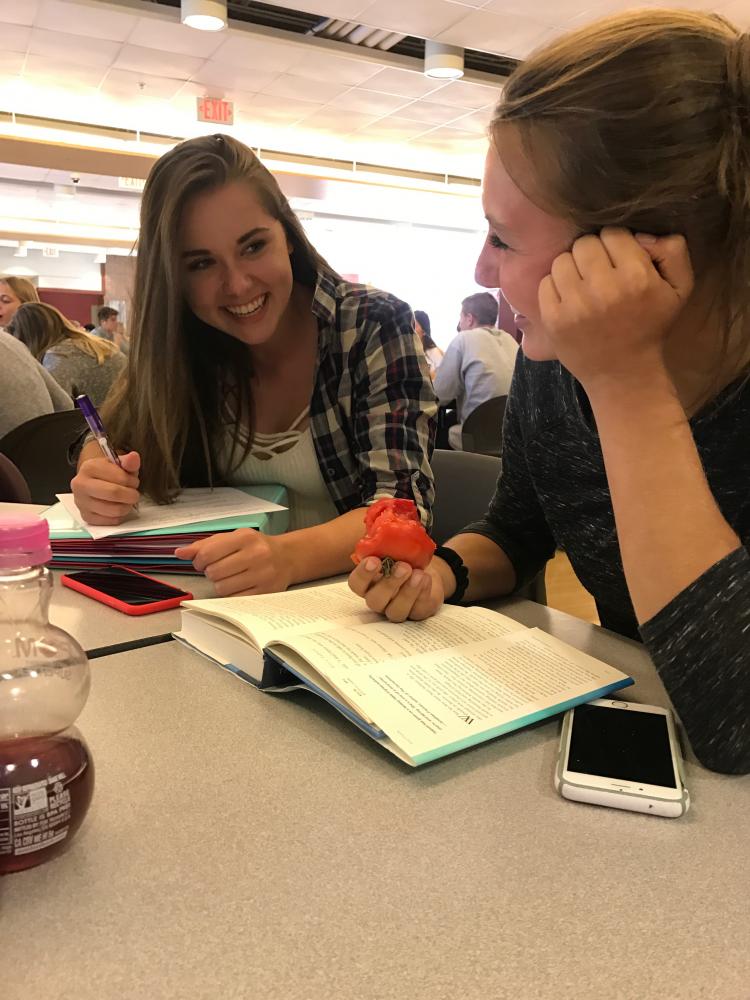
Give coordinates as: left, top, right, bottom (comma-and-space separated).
461, 395, 507, 457
0, 453, 32, 504
0, 410, 87, 505
430, 449, 501, 545
430, 447, 547, 605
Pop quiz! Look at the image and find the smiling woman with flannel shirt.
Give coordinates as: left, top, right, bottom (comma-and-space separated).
71, 135, 436, 597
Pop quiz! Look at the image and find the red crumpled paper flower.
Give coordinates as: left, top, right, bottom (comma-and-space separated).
351, 498, 436, 574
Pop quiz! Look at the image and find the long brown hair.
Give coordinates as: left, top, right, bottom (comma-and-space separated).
491, 9, 750, 386
10, 301, 118, 364
103, 134, 332, 503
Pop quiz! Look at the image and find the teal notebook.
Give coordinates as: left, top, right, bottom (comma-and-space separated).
45, 485, 289, 540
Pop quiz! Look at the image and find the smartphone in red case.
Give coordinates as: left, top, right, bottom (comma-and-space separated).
61, 565, 193, 616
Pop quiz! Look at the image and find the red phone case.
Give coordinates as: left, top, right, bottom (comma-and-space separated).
60, 565, 193, 616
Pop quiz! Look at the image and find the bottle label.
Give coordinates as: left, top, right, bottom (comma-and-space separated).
0, 771, 71, 856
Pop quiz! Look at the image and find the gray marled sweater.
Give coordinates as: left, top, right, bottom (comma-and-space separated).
43, 341, 126, 409
0, 331, 72, 439
460, 353, 749, 775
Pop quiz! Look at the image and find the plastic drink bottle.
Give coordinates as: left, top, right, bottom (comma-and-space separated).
0, 517, 94, 875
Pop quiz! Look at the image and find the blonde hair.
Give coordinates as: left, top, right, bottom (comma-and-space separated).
491, 8, 750, 381
0, 275, 40, 306
9, 302, 118, 365
103, 134, 332, 503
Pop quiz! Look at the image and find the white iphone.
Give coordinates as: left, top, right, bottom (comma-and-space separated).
555, 699, 690, 818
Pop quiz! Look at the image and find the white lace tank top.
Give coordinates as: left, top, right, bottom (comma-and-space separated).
224, 407, 339, 531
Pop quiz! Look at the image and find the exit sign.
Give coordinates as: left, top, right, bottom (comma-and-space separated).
197, 97, 234, 125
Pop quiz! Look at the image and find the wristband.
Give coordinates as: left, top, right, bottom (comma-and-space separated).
434, 545, 469, 605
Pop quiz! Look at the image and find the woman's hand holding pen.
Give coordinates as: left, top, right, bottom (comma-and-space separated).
175, 529, 293, 596
71, 449, 141, 525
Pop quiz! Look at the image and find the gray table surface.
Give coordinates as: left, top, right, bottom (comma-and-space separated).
49, 570, 216, 653
2, 599, 747, 1000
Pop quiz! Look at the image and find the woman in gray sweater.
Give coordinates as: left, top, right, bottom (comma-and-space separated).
0, 331, 72, 439
350, 10, 750, 775
10, 302, 126, 408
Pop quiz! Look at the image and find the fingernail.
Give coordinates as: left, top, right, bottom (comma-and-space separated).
394, 563, 410, 579
634, 232, 657, 244
409, 570, 423, 588
364, 558, 380, 572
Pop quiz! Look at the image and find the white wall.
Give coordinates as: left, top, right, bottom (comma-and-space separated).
0, 175, 490, 339
0, 246, 102, 291
302, 216, 487, 350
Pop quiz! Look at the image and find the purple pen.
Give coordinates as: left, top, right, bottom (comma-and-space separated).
75, 394, 124, 468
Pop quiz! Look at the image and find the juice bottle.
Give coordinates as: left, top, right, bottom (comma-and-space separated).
0, 517, 94, 874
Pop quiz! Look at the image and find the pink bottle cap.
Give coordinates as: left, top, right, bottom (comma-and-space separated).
0, 516, 51, 569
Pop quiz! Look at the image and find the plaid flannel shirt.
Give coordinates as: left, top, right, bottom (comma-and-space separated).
308, 266, 437, 527
73, 267, 437, 525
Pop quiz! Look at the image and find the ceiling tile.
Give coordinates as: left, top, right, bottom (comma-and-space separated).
366, 67, 447, 100
0, 23, 31, 52
437, 10, 551, 59
481, 0, 608, 23
99, 69, 185, 101
357, 0, 466, 36
297, 108, 378, 133
35, 0, 138, 40
356, 116, 429, 141
418, 125, 485, 143
448, 107, 493, 135
28, 26, 122, 66
114, 44, 205, 80
23, 53, 106, 88
332, 87, 410, 115
289, 49, 384, 87
428, 78, 502, 110
397, 99, 466, 126
191, 62, 280, 95
635, 0, 733, 10
210, 34, 299, 74
0, 0, 39, 27
722, 0, 750, 28
128, 16, 226, 58
260, 73, 350, 105
0, 51, 25, 75
257, 0, 371, 16
239, 93, 324, 125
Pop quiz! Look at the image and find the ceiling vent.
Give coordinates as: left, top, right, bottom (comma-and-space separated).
148, 0, 520, 79
310, 19, 405, 52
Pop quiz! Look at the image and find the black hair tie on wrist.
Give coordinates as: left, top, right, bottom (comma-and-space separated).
434, 545, 469, 605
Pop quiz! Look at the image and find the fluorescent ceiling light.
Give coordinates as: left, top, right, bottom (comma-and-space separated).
424, 41, 465, 80
181, 0, 227, 31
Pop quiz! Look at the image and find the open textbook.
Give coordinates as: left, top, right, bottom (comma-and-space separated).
176, 582, 633, 767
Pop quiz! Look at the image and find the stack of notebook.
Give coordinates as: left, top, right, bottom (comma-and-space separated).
43, 485, 288, 574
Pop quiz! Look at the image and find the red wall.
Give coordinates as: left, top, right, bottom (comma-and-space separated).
38, 289, 104, 326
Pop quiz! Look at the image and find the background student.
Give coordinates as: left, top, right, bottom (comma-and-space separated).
91, 305, 119, 343
433, 292, 518, 449
10, 302, 126, 408
0, 275, 39, 330
71, 134, 436, 597
349, 9, 750, 775
0, 330, 72, 439
413, 309, 444, 376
